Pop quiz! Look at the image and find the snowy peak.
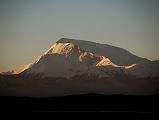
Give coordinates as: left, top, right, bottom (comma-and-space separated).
44, 42, 82, 56
79, 52, 100, 63
96, 56, 136, 70
44, 42, 135, 69
96, 56, 113, 66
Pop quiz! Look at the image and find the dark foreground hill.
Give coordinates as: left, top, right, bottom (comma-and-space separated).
0, 93, 159, 112
0, 74, 159, 97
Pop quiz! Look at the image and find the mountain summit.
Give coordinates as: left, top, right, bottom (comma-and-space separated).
13, 38, 159, 78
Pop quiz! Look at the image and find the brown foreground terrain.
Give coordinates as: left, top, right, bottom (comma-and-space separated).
0, 74, 159, 97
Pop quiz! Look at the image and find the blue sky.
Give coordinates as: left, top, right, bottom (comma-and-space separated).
0, 0, 159, 72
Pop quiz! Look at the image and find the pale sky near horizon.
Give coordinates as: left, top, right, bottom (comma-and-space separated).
0, 0, 159, 72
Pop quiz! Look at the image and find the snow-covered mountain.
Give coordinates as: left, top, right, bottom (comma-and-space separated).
1, 38, 159, 97
13, 38, 159, 78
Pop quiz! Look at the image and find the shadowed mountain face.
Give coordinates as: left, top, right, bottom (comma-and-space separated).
57, 38, 159, 77
57, 38, 159, 74
57, 38, 148, 65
